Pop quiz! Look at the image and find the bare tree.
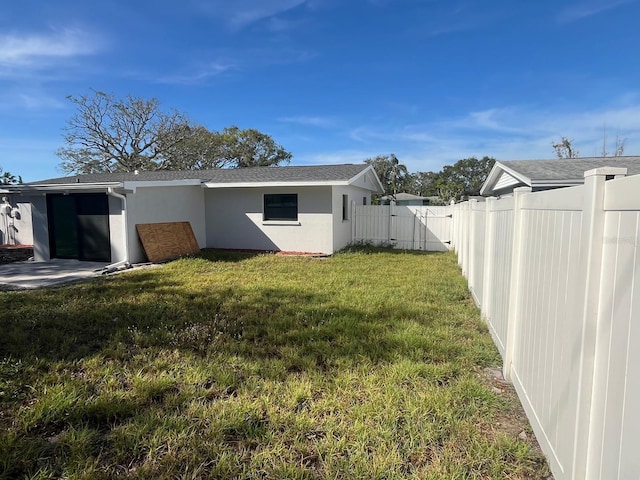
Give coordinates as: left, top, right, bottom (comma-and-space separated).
552, 137, 579, 159
614, 134, 626, 157
601, 125, 626, 157
57, 91, 293, 174
57, 90, 192, 174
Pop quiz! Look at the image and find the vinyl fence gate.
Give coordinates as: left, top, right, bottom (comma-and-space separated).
351, 204, 453, 252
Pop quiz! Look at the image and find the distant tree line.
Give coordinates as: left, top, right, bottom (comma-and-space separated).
57, 90, 293, 175
365, 154, 495, 204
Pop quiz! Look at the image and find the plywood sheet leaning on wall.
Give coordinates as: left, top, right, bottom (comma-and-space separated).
136, 222, 200, 263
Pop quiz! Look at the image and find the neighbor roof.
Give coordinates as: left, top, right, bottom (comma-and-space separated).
380, 193, 438, 201
28, 164, 373, 185
481, 157, 640, 196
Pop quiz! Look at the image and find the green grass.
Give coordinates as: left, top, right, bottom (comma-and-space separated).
0, 249, 549, 479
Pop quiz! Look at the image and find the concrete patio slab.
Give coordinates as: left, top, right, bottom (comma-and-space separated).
0, 259, 110, 289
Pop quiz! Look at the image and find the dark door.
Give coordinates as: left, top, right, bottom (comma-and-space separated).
47, 194, 111, 262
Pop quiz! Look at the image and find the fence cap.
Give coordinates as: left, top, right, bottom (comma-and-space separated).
584, 166, 627, 178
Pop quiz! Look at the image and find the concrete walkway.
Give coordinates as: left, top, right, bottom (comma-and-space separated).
0, 259, 110, 289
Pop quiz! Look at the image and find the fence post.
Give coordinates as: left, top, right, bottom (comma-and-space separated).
481, 197, 496, 323
503, 186, 531, 381
571, 167, 626, 479
468, 199, 479, 287
388, 201, 394, 245
449, 200, 457, 251
460, 202, 470, 277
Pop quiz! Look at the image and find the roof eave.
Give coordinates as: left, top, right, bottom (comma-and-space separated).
530, 179, 584, 188
3, 182, 124, 194
203, 180, 351, 188
480, 161, 533, 196
122, 179, 204, 189
348, 165, 385, 194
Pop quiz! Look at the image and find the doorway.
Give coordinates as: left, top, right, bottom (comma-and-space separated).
47, 193, 112, 262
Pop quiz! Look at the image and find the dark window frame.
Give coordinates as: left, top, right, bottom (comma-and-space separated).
263, 193, 298, 221
342, 194, 349, 221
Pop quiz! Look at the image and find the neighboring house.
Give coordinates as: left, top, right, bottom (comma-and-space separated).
0, 164, 384, 264
480, 156, 640, 197
0, 196, 33, 245
380, 193, 441, 206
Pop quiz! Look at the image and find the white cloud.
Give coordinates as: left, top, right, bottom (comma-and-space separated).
16, 93, 65, 110
0, 87, 66, 112
556, 0, 636, 23
157, 62, 238, 85
279, 115, 335, 128
0, 28, 100, 68
299, 149, 382, 165
333, 99, 640, 173
197, 0, 310, 29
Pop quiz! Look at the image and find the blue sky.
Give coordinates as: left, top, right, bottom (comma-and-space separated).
2, 0, 640, 182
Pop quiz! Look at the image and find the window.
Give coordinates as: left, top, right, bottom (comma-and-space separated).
363, 196, 367, 206
264, 194, 298, 221
342, 194, 349, 221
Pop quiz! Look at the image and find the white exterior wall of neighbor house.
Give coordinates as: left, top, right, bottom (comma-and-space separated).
204, 186, 334, 253
1, 194, 34, 245
125, 185, 206, 263
331, 185, 370, 252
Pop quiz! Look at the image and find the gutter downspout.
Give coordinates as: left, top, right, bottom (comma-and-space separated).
104, 188, 130, 271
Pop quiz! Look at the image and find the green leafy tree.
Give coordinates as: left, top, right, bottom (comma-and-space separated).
433, 156, 495, 202
405, 171, 440, 197
365, 154, 410, 196
161, 125, 291, 170
0, 167, 22, 185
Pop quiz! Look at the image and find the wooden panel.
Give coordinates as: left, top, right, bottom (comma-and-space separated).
136, 222, 200, 263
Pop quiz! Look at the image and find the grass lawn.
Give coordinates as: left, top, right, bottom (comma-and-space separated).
0, 249, 550, 479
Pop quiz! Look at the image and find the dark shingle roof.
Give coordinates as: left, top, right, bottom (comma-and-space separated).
500, 157, 640, 182
29, 164, 370, 185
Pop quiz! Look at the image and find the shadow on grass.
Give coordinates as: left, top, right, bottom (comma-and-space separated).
0, 252, 508, 480
0, 254, 472, 368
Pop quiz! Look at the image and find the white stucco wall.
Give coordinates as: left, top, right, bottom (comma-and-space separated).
107, 194, 125, 264
125, 185, 206, 263
204, 186, 334, 253
332, 185, 371, 252
28, 195, 49, 261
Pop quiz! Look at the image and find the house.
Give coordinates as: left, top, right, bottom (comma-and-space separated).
0, 164, 384, 264
480, 156, 640, 196
379, 192, 442, 206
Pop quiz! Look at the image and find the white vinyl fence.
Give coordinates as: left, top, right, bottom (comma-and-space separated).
452, 167, 640, 480
352, 204, 452, 251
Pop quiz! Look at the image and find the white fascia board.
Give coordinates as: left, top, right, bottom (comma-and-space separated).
499, 164, 532, 185
123, 179, 203, 192
1, 182, 123, 194
530, 179, 584, 188
203, 180, 349, 188
480, 162, 532, 196
349, 165, 385, 193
